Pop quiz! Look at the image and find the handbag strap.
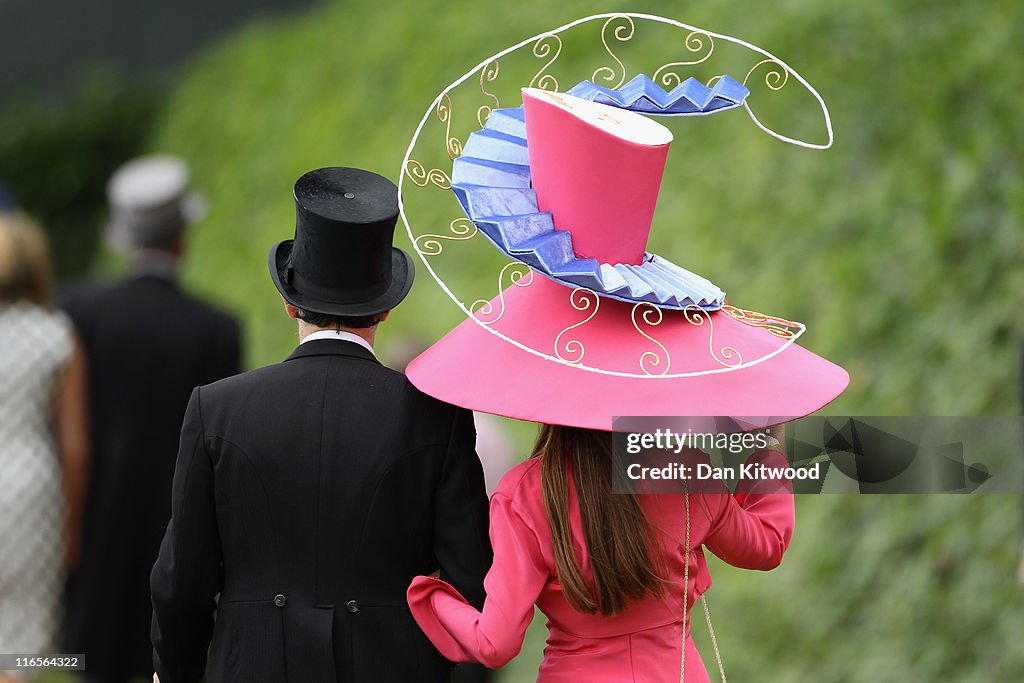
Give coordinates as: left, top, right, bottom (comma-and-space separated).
680, 488, 727, 683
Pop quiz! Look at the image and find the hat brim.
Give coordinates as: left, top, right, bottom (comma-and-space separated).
407, 276, 848, 431
269, 239, 415, 317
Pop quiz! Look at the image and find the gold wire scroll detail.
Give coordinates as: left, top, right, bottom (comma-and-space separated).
632, 302, 671, 376
683, 305, 743, 368
743, 59, 790, 91
592, 15, 635, 90
652, 31, 715, 88
404, 160, 452, 190
553, 288, 599, 364
477, 61, 501, 127
721, 304, 800, 339
437, 94, 462, 160
469, 262, 534, 325
529, 34, 562, 91
414, 217, 478, 257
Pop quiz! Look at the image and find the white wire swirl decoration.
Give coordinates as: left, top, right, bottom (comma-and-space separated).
399, 13, 828, 379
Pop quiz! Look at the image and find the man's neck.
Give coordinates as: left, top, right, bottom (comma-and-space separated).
131, 249, 180, 278
297, 322, 376, 348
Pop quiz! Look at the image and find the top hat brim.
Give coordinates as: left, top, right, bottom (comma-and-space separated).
269, 239, 415, 317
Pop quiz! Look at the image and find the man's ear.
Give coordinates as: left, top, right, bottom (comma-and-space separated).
282, 296, 300, 320
378, 310, 391, 322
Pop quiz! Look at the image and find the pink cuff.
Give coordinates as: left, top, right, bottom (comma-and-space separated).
407, 575, 479, 663
735, 448, 792, 500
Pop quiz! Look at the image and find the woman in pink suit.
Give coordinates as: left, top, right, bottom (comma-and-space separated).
402, 46, 847, 679
408, 425, 793, 682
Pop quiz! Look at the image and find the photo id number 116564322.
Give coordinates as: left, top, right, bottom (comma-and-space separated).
0, 655, 85, 671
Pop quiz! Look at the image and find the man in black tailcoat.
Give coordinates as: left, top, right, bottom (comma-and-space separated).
61, 157, 241, 683
150, 167, 492, 682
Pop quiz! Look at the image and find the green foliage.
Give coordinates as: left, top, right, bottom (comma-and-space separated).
0, 71, 166, 278
145, 0, 1023, 681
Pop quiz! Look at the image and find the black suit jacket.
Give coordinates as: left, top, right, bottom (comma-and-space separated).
150, 339, 493, 683
61, 274, 241, 678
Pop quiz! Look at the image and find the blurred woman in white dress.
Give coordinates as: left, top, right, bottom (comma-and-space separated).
0, 210, 89, 681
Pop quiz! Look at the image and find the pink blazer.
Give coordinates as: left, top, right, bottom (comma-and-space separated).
407, 448, 794, 682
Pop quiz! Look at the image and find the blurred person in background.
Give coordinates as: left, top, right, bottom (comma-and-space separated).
0, 208, 89, 681
60, 157, 241, 683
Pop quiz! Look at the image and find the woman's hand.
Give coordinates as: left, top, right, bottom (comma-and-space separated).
766, 423, 785, 450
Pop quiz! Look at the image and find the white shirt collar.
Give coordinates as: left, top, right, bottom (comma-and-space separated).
300, 329, 376, 357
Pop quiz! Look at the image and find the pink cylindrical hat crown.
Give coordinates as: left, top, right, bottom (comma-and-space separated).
522, 88, 672, 266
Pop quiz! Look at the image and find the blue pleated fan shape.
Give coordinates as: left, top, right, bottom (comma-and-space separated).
565, 74, 749, 116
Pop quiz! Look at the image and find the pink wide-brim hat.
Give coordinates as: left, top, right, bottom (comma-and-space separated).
405, 69, 847, 429
407, 276, 849, 431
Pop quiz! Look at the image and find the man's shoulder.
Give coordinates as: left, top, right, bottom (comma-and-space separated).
197, 361, 286, 397
57, 278, 116, 318
197, 354, 445, 399
59, 276, 238, 333
145, 280, 238, 339
170, 285, 238, 331
341, 360, 469, 421
196, 355, 465, 427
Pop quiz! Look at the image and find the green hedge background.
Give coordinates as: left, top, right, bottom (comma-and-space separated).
0, 73, 166, 278
12, 0, 1022, 680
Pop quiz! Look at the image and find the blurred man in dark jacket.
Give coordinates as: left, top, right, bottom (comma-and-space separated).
62, 156, 241, 683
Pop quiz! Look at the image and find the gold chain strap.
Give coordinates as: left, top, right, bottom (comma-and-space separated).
702, 594, 726, 681
680, 488, 727, 683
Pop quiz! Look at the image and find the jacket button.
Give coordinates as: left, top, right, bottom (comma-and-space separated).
273, 594, 287, 608
346, 600, 359, 613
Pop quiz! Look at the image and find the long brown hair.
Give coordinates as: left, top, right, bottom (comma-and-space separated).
535, 424, 664, 616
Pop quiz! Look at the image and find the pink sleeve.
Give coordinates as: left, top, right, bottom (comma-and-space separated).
407, 490, 549, 668
703, 448, 795, 571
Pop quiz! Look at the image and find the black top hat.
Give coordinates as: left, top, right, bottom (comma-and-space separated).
269, 167, 414, 316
